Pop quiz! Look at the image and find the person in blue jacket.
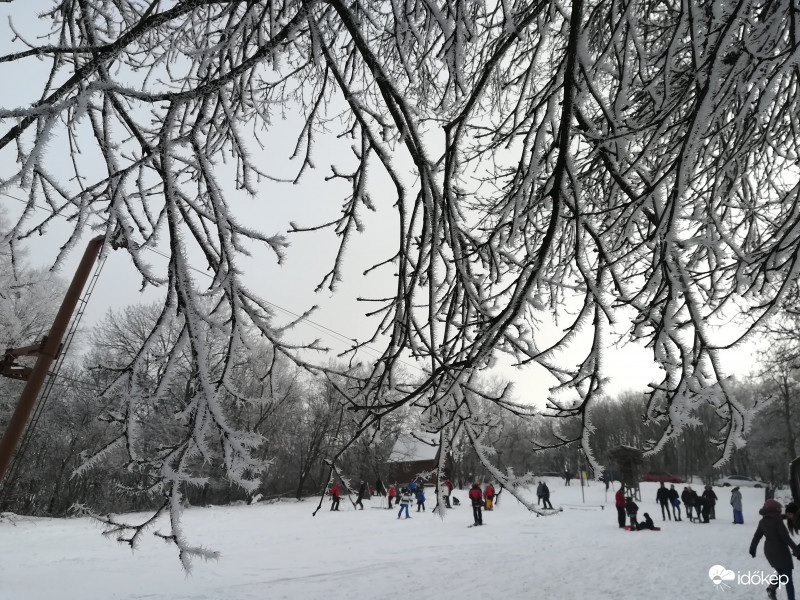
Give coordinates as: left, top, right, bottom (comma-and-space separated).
416, 488, 426, 512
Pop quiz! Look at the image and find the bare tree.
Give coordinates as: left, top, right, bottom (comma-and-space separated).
1, 0, 798, 563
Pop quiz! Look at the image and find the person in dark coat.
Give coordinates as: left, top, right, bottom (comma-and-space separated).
689, 487, 703, 523
416, 488, 426, 512
355, 480, 366, 510
375, 478, 386, 497
444, 479, 453, 509
540, 481, 553, 509
668, 484, 682, 521
702, 485, 718, 520
469, 481, 483, 526
616, 486, 627, 528
750, 499, 800, 600
537, 481, 544, 505
656, 482, 672, 521
625, 496, 639, 531
682, 486, 695, 522
637, 512, 657, 530
695, 493, 708, 523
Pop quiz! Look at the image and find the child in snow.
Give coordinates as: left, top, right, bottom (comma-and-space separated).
749, 499, 800, 600
637, 512, 656, 531
416, 489, 426, 512
625, 496, 639, 531
397, 488, 412, 519
387, 485, 396, 509
485, 483, 495, 510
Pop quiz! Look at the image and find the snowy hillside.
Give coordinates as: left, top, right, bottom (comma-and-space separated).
0, 480, 787, 599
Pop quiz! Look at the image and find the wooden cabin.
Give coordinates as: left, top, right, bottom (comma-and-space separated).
385, 431, 451, 486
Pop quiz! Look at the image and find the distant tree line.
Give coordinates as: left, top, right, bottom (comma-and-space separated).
457, 383, 797, 488
0, 299, 410, 516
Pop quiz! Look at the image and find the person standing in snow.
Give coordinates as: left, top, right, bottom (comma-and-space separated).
387, 485, 397, 509
355, 480, 366, 510
416, 488, 426, 512
749, 499, 800, 600
397, 488, 412, 519
695, 493, 708, 523
731, 486, 744, 524
444, 479, 453, 509
668, 484, 682, 521
537, 481, 544, 506
485, 483, 495, 510
330, 482, 341, 511
681, 486, 695, 522
625, 496, 639, 531
656, 482, 672, 521
702, 485, 718, 520
469, 481, 484, 526
688, 486, 702, 522
540, 481, 553, 509
616, 485, 626, 528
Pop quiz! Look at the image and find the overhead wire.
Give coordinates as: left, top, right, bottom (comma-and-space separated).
0, 190, 424, 372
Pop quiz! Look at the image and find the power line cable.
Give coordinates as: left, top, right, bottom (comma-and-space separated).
0, 191, 423, 372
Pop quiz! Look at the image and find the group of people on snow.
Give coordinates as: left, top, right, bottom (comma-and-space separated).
616, 480, 745, 531
612, 480, 800, 599
328, 477, 500, 525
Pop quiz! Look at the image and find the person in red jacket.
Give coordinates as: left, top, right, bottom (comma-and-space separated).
615, 485, 626, 528
387, 485, 396, 509
485, 483, 495, 510
330, 482, 341, 511
469, 481, 484, 526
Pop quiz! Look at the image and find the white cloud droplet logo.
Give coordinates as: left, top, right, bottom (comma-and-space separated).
709, 564, 736, 587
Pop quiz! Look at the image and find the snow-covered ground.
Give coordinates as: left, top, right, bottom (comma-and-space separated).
0, 480, 790, 599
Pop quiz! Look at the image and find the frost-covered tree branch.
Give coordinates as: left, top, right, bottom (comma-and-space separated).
1, 0, 798, 561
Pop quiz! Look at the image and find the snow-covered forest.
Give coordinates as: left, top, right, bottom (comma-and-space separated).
2, 0, 800, 568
